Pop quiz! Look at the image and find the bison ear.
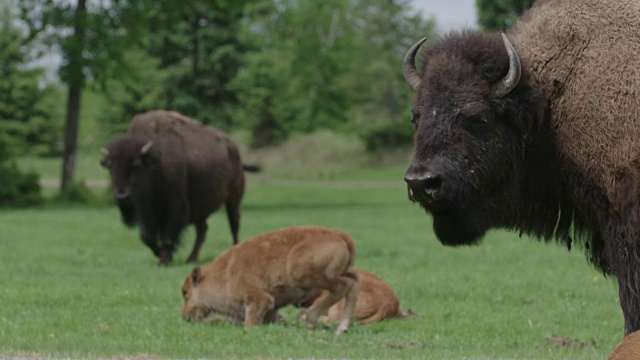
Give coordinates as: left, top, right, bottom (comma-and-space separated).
191, 267, 202, 286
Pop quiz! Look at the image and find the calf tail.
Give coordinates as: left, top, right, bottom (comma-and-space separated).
339, 231, 357, 270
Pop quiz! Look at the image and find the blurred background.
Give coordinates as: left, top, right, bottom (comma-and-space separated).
0, 0, 533, 207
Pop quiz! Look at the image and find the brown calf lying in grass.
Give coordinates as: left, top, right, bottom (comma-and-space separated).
608, 330, 640, 360
181, 225, 360, 335
298, 268, 400, 324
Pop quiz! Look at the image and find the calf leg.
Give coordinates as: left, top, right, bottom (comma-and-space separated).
243, 292, 275, 327
186, 220, 208, 263
225, 200, 241, 245
300, 273, 359, 335
335, 272, 360, 335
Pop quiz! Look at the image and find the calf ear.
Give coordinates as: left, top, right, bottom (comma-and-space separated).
191, 267, 202, 286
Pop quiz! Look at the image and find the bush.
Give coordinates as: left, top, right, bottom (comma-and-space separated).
54, 180, 98, 204
0, 161, 43, 207
362, 122, 414, 152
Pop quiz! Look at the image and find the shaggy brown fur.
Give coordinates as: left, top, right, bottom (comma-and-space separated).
298, 269, 400, 324
181, 226, 360, 335
403, 0, 640, 335
608, 330, 640, 360
101, 110, 256, 265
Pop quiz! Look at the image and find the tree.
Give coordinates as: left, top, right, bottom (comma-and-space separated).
18, 0, 151, 192
231, 0, 435, 147
476, 0, 535, 31
143, 0, 261, 127
98, 49, 168, 137
0, 3, 43, 207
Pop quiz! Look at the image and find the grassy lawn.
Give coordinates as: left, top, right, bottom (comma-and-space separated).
0, 162, 625, 359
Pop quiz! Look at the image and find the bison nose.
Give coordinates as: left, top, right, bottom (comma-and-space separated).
404, 172, 443, 201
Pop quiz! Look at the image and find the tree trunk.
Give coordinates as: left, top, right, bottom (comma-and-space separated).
60, 0, 87, 192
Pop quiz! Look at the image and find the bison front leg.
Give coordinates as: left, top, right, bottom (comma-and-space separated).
140, 229, 160, 257
242, 292, 275, 328
615, 249, 640, 335
604, 217, 640, 335
158, 233, 177, 266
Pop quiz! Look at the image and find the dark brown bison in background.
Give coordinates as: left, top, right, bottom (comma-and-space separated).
101, 110, 258, 265
402, 0, 640, 334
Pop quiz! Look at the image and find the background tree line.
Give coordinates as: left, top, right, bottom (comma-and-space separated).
1, 0, 533, 207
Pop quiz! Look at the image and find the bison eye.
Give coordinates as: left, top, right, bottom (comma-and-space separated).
100, 159, 111, 169
410, 109, 420, 129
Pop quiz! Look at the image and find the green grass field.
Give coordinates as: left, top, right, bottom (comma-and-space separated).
7, 136, 627, 359
0, 160, 626, 359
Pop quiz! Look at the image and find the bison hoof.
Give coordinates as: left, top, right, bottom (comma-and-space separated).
158, 257, 172, 266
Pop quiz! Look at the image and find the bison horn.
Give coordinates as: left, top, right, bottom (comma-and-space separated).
403, 37, 428, 91
493, 33, 521, 98
140, 141, 153, 154
100, 147, 109, 156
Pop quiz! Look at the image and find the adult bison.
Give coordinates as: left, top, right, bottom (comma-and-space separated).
101, 110, 258, 265
402, 0, 640, 334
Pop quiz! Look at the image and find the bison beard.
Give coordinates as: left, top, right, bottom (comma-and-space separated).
430, 209, 489, 246
117, 198, 136, 227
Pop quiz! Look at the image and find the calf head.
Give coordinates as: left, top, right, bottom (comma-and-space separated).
100, 136, 159, 204
403, 32, 538, 246
181, 267, 209, 321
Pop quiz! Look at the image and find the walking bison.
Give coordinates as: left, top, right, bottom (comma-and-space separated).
101, 110, 258, 265
402, 0, 640, 334
180, 225, 360, 335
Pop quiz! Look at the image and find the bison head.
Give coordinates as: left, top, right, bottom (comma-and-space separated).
403, 32, 538, 246
100, 136, 159, 204
182, 267, 211, 321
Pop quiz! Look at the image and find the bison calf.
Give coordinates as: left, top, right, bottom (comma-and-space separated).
608, 331, 640, 360
181, 226, 360, 335
298, 268, 400, 325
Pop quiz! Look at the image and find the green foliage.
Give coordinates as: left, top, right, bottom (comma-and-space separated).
97, 50, 168, 138
53, 180, 98, 204
233, 0, 436, 147
362, 121, 414, 152
0, 173, 623, 358
140, 0, 261, 127
0, 5, 63, 157
0, 161, 43, 208
476, 0, 536, 31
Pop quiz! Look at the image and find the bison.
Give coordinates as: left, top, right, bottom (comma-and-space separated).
297, 268, 401, 325
100, 110, 258, 265
402, 0, 640, 335
180, 225, 360, 335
